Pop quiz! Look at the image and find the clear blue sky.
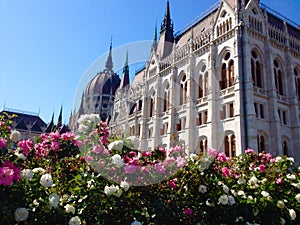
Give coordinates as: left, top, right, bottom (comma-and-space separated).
0, 0, 299, 124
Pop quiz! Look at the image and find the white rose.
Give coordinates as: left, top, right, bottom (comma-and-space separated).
10, 130, 21, 142
206, 198, 215, 207
237, 177, 246, 185
21, 169, 33, 180
40, 174, 53, 187
275, 156, 283, 162
126, 136, 140, 150
131, 220, 142, 225
277, 200, 285, 209
295, 193, 300, 203
15, 152, 26, 160
120, 180, 130, 191
111, 154, 124, 167
237, 190, 245, 196
77, 114, 99, 125
286, 174, 296, 180
198, 185, 207, 193
249, 176, 258, 185
287, 157, 294, 163
288, 208, 296, 221
104, 185, 119, 196
280, 217, 285, 225
228, 195, 235, 205
78, 124, 89, 133
49, 193, 60, 209
68, 216, 82, 225
292, 183, 300, 189
218, 194, 229, 205
261, 191, 270, 197
33, 167, 45, 174
14, 208, 29, 222
114, 188, 123, 197
222, 185, 229, 193
64, 204, 76, 214
188, 153, 198, 161
108, 140, 124, 151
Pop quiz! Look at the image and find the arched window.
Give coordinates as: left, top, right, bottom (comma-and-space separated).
230, 134, 236, 157
223, 133, 235, 157
294, 67, 300, 101
220, 52, 234, 90
251, 50, 263, 88
149, 91, 155, 117
198, 75, 203, 98
283, 140, 288, 156
224, 136, 229, 156
197, 65, 208, 99
274, 59, 284, 95
180, 74, 187, 105
148, 128, 153, 139
204, 72, 208, 96
257, 134, 266, 153
163, 83, 170, 112
199, 136, 208, 154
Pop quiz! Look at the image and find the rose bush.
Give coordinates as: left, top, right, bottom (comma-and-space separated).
0, 113, 299, 225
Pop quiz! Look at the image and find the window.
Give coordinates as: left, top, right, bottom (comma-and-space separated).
198, 65, 208, 99
180, 74, 187, 105
274, 59, 284, 95
257, 133, 266, 153
176, 117, 186, 131
254, 102, 265, 119
294, 67, 300, 101
138, 100, 143, 111
163, 83, 170, 112
160, 122, 168, 135
148, 128, 153, 139
223, 133, 236, 157
149, 91, 155, 118
278, 109, 287, 125
251, 50, 263, 88
137, 124, 141, 136
196, 110, 208, 126
220, 53, 234, 90
149, 97, 154, 117
220, 102, 234, 120
130, 126, 135, 136
283, 140, 288, 156
199, 138, 208, 153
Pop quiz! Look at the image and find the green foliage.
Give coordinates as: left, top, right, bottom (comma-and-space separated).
0, 116, 299, 225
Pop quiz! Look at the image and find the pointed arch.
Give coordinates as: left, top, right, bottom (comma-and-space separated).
273, 57, 285, 96
250, 48, 264, 88
257, 130, 269, 153
178, 71, 188, 105
282, 136, 290, 156
219, 50, 234, 90
223, 130, 235, 157
294, 66, 300, 101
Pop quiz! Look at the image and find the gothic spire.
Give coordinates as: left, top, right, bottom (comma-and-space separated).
157, 0, 174, 58
120, 49, 130, 88
152, 22, 158, 51
160, 0, 173, 33
105, 37, 113, 71
78, 92, 85, 115
45, 112, 55, 133
57, 105, 63, 128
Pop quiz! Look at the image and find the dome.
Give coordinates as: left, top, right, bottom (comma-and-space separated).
85, 70, 121, 96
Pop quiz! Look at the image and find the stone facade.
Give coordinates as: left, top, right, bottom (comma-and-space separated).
109, 0, 300, 162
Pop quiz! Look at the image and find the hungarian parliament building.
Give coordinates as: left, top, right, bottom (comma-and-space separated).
70, 0, 300, 163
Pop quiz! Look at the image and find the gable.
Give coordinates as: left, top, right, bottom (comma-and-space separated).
213, 1, 236, 38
